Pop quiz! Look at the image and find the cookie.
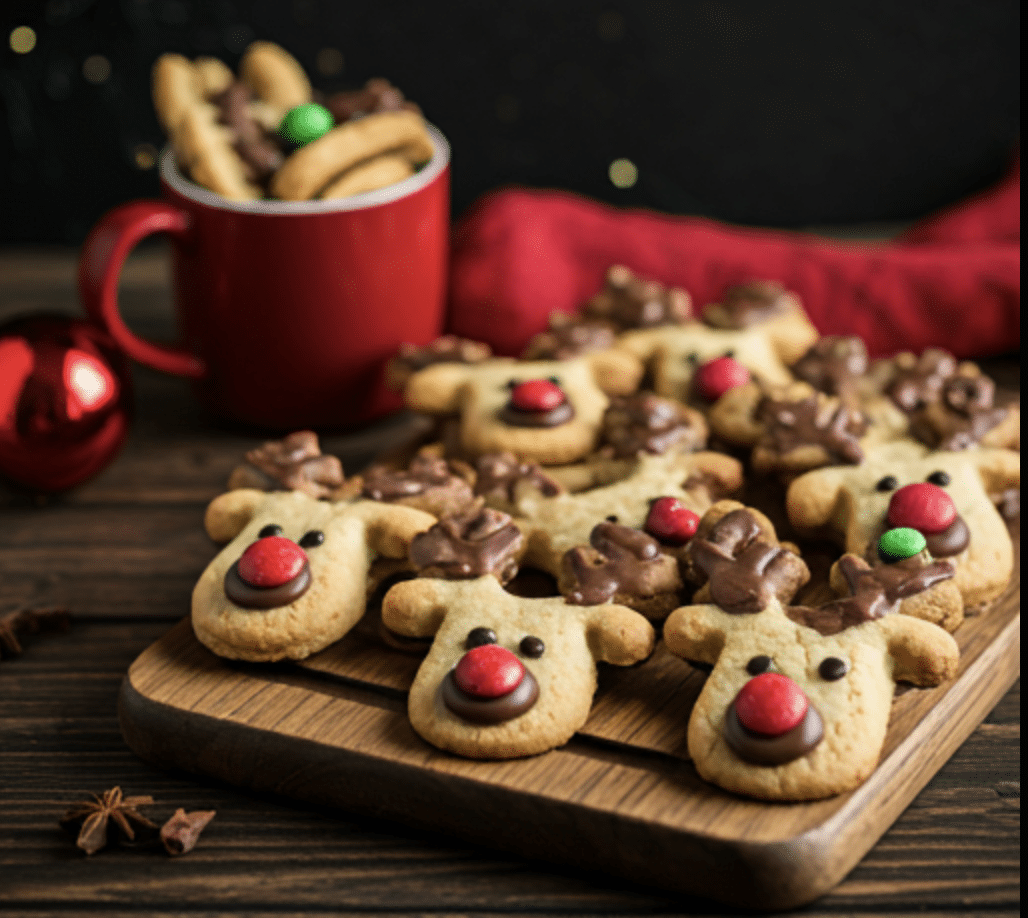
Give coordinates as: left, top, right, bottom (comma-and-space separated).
192, 489, 435, 661
786, 440, 1020, 606
238, 40, 312, 120
381, 575, 655, 758
270, 109, 434, 201
514, 450, 744, 579
227, 430, 344, 499
663, 553, 959, 800
384, 335, 492, 394
401, 351, 645, 466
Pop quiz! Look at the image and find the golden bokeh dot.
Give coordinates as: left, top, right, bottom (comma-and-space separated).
10, 26, 37, 54
82, 54, 112, 84
315, 47, 344, 76
608, 158, 638, 189
133, 143, 158, 170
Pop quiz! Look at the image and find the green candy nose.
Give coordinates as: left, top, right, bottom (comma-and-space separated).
279, 103, 334, 147
877, 527, 927, 563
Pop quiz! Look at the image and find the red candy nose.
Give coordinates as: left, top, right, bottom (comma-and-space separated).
694, 356, 752, 401
509, 379, 566, 412
453, 644, 525, 698
645, 497, 700, 545
236, 536, 307, 588
887, 483, 957, 534
734, 672, 809, 736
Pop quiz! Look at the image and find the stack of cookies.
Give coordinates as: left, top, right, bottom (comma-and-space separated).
190, 267, 1019, 802
152, 42, 433, 201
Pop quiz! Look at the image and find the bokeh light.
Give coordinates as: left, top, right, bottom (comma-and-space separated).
608, 158, 638, 189
82, 54, 112, 84
10, 26, 37, 54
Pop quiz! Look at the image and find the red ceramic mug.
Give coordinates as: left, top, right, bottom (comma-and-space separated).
78, 126, 449, 430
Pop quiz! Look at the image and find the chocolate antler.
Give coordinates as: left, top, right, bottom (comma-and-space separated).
562, 521, 677, 607
229, 430, 344, 498
582, 265, 690, 330
756, 393, 866, 466
786, 554, 955, 635
685, 509, 809, 613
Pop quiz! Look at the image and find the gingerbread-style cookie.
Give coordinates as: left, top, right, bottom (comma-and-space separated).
663, 554, 959, 800
381, 575, 655, 758
192, 489, 435, 661
514, 450, 744, 579
402, 352, 645, 466
786, 440, 1020, 606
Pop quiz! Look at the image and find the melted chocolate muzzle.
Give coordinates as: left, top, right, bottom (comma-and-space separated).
498, 401, 575, 428
924, 515, 970, 558
224, 559, 312, 609
441, 668, 540, 724
723, 700, 824, 766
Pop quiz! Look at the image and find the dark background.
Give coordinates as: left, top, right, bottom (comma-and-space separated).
0, 0, 1020, 244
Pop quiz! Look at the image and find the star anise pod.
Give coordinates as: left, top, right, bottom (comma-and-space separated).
59, 787, 158, 855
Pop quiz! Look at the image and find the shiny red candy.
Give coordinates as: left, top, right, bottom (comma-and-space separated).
509, 379, 566, 412
453, 644, 525, 698
734, 672, 809, 736
237, 536, 307, 587
887, 482, 957, 534
693, 355, 751, 401
645, 497, 700, 545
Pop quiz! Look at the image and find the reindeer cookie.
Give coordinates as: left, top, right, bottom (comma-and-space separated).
192, 489, 435, 661
513, 450, 744, 580
786, 440, 1020, 606
382, 575, 655, 758
664, 537, 960, 801
616, 281, 819, 406
402, 352, 644, 466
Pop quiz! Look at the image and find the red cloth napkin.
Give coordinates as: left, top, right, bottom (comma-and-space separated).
448, 158, 1020, 359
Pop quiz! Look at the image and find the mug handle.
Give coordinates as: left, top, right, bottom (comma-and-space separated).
78, 200, 206, 378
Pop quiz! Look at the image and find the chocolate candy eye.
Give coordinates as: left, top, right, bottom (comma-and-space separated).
606, 515, 619, 522
723, 349, 735, 359
258, 524, 284, 538
547, 376, 560, 385
519, 636, 545, 658
686, 352, 699, 364
876, 475, 899, 492
298, 530, 325, 548
466, 627, 497, 649
506, 379, 519, 389
746, 655, 773, 675
818, 657, 848, 681
927, 471, 951, 486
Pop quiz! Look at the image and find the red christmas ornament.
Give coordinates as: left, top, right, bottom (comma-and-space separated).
237, 536, 307, 587
453, 644, 525, 698
0, 315, 132, 492
645, 496, 700, 545
887, 483, 957, 534
734, 672, 809, 736
693, 355, 751, 401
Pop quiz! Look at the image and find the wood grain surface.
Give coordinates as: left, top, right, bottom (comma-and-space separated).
0, 248, 1020, 916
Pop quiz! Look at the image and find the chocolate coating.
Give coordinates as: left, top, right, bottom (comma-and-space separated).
498, 400, 575, 428
724, 700, 824, 766
224, 558, 311, 609
924, 515, 970, 558
441, 668, 540, 724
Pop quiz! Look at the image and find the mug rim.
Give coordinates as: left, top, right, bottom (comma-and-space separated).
160, 122, 450, 215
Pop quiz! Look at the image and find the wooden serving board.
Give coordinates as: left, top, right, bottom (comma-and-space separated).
119, 521, 1019, 911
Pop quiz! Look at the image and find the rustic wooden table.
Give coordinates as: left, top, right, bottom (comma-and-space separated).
0, 249, 1019, 917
